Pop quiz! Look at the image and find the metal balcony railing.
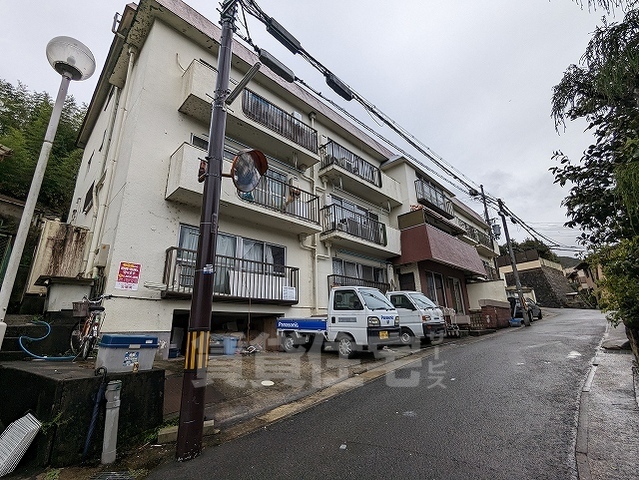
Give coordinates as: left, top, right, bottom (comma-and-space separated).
238, 175, 320, 224
320, 140, 381, 187
321, 204, 387, 246
242, 89, 318, 153
327, 274, 390, 294
163, 247, 299, 304
414, 179, 454, 219
456, 217, 494, 251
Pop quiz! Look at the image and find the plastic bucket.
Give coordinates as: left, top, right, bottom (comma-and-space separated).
223, 336, 238, 355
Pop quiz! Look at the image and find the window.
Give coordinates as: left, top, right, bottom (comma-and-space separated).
83, 182, 95, 213
332, 258, 385, 283
191, 134, 209, 150
448, 277, 465, 314
425, 271, 446, 307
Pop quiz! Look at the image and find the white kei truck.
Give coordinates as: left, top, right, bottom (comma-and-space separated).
386, 291, 446, 345
276, 286, 400, 358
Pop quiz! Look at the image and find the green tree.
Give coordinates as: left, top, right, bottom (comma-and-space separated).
499, 238, 560, 263
551, 9, 639, 331
0, 79, 86, 219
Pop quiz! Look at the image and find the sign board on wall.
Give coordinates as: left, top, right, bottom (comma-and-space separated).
115, 261, 141, 291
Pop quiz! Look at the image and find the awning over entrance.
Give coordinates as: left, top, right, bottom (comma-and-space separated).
395, 223, 486, 276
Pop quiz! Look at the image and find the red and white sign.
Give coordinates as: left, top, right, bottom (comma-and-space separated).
115, 261, 141, 291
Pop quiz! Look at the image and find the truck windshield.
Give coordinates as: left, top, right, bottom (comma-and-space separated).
408, 292, 438, 309
361, 289, 395, 310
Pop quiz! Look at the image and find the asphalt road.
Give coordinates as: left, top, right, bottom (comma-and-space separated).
151, 309, 607, 480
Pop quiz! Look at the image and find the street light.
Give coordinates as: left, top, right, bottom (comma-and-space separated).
0, 36, 95, 349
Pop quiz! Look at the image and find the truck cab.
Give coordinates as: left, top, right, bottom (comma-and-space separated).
276, 286, 400, 358
328, 287, 400, 357
386, 291, 446, 345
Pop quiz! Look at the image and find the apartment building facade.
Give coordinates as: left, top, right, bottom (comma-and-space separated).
51, 0, 500, 354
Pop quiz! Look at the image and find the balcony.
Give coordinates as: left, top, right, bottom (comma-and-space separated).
456, 217, 497, 257
327, 274, 390, 294
396, 211, 486, 277
163, 247, 299, 305
320, 204, 401, 257
319, 140, 402, 207
165, 142, 322, 235
178, 60, 319, 169
415, 179, 454, 219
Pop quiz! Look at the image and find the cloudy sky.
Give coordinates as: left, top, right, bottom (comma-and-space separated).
0, 0, 616, 253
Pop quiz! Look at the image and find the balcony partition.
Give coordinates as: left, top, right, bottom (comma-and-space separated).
321, 204, 387, 246
163, 247, 299, 304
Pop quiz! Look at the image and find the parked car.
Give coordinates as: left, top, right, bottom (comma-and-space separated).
508, 297, 543, 320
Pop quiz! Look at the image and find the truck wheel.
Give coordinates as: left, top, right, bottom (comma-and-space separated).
281, 334, 297, 353
337, 334, 356, 359
399, 328, 414, 347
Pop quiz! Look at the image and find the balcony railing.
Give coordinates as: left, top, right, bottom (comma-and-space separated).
320, 140, 381, 187
327, 274, 390, 294
238, 174, 320, 224
242, 89, 318, 153
163, 247, 299, 304
321, 204, 387, 246
456, 217, 494, 251
415, 179, 454, 219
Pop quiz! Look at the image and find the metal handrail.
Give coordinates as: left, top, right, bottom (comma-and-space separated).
320, 140, 381, 187
163, 247, 299, 303
320, 204, 387, 246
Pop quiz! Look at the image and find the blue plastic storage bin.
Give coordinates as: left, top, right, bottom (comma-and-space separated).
223, 336, 238, 355
96, 334, 159, 372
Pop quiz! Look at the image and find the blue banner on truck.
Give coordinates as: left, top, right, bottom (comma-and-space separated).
277, 319, 327, 331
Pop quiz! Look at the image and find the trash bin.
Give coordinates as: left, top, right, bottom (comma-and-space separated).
223, 336, 238, 355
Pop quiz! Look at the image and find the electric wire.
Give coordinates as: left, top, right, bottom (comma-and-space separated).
237, 0, 582, 252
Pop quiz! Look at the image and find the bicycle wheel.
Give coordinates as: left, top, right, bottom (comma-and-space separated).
80, 335, 97, 360
70, 327, 83, 354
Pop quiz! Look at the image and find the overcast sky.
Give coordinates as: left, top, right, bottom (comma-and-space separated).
0, 0, 614, 254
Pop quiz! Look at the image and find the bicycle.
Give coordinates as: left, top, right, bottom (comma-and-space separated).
70, 295, 112, 360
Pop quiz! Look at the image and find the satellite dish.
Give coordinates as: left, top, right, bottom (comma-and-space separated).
231, 149, 268, 192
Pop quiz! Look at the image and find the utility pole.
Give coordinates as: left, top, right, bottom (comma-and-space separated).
498, 199, 530, 326
176, 0, 238, 460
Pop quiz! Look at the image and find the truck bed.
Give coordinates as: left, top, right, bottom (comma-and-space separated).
276, 318, 327, 332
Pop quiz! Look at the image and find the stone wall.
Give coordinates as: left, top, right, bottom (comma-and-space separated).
504, 265, 585, 308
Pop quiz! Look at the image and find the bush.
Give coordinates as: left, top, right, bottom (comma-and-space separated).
597, 236, 639, 328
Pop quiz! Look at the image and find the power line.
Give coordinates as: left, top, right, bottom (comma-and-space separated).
238, 0, 580, 251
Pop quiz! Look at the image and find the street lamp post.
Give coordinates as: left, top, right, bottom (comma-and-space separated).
0, 36, 95, 349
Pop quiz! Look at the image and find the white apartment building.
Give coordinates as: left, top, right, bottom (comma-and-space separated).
41, 0, 500, 355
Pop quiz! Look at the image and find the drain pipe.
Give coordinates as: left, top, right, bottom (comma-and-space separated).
80, 87, 121, 275
86, 45, 137, 276
101, 379, 122, 464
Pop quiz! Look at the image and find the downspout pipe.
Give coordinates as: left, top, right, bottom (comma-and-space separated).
80, 87, 121, 275
86, 45, 137, 277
